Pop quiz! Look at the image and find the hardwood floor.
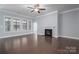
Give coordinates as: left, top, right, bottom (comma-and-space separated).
0, 34, 79, 54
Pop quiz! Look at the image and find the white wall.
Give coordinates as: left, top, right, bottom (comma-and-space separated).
59, 9, 79, 39
35, 11, 58, 37
34, 8, 79, 39
77, 10, 79, 37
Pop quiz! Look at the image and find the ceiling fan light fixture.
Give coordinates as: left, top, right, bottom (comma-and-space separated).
34, 8, 38, 11
27, 4, 46, 13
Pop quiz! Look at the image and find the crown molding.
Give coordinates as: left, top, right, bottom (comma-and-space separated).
36, 8, 79, 18
0, 7, 79, 18
36, 10, 58, 18
0, 9, 33, 19
60, 8, 79, 14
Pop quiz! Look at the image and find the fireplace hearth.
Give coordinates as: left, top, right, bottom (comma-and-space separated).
45, 29, 52, 37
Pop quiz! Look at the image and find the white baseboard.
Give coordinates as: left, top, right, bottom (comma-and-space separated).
60, 35, 79, 40
51, 35, 59, 38
0, 32, 33, 39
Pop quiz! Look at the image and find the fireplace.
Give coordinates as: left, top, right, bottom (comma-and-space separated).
45, 29, 52, 37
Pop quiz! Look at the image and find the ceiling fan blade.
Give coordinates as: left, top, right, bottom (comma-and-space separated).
27, 7, 34, 9
39, 8, 46, 10
38, 11, 40, 13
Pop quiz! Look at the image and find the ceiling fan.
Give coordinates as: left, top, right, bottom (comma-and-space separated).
27, 4, 46, 13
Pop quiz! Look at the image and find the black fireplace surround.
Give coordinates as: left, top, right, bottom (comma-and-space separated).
45, 29, 52, 37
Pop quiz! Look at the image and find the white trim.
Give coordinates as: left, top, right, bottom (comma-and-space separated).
60, 35, 79, 40
36, 7, 79, 17
36, 11, 58, 17
34, 7, 79, 17
0, 32, 33, 39
54, 35, 59, 38
60, 8, 79, 14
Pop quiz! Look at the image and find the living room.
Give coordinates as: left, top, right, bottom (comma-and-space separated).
0, 4, 79, 54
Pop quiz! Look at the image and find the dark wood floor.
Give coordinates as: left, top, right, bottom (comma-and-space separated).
0, 34, 79, 54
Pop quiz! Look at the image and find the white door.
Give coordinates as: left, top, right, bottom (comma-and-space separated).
33, 22, 37, 34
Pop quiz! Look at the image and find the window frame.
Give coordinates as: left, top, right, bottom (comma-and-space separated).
4, 16, 12, 33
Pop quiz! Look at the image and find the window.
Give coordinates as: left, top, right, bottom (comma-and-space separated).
5, 17, 11, 32
13, 18, 20, 31
4, 16, 32, 32
22, 20, 27, 30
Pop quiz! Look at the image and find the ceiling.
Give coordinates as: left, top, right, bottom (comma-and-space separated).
0, 4, 79, 17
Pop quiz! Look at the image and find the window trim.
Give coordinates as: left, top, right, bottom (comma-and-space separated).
4, 16, 12, 33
